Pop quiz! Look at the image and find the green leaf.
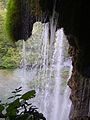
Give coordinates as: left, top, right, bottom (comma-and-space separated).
6, 98, 20, 116
15, 113, 30, 120
21, 90, 36, 100
8, 98, 20, 108
0, 104, 4, 112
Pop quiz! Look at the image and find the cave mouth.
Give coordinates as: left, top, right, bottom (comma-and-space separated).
3, 0, 90, 119
19, 21, 73, 120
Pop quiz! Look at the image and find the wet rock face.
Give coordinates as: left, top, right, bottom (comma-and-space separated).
39, 0, 90, 119
40, 0, 90, 45
39, 0, 90, 76
16, 0, 37, 41
68, 44, 90, 120
6, 0, 36, 42
19, 0, 33, 41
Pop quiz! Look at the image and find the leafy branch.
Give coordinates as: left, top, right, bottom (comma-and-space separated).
0, 87, 46, 120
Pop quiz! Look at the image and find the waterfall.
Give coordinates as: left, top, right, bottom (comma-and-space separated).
21, 40, 27, 91
42, 23, 49, 116
25, 14, 72, 119
19, 22, 72, 120
32, 18, 72, 120
19, 1, 72, 118
19, 16, 72, 120
22, 40, 26, 70
59, 59, 73, 120
51, 28, 64, 120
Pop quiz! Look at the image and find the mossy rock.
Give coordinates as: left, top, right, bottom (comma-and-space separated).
6, 0, 42, 42
6, 0, 36, 42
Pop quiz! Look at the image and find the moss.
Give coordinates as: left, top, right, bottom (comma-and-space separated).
6, 0, 21, 41
0, 8, 21, 69
5, 0, 42, 42
6, 0, 32, 42
0, 47, 21, 69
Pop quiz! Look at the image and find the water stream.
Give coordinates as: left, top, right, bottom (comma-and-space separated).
51, 28, 64, 120
29, 22, 72, 120
0, 23, 72, 120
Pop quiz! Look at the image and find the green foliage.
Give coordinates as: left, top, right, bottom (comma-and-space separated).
0, 104, 4, 112
21, 90, 35, 100
6, 0, 37, 42
5, 0, 42, 42
0, 10, 6, 41
0, 47, 21, 69
6, 0, 22, 41
0, 0, 5, 9
0, 8, 21, 69
25, 22, 43, 65
0, 87, 46, 120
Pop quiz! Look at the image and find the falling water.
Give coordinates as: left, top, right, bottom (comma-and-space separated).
22, 40, 26, 70
42, 23, 49, 73
15, 18, 72, 120
19, 21, 73, 120
42, 23, 49, 116
59, 59, 73, 120
51, 28, 64, 120
21, 40, 27, 91
32, 18, 72, 120
0, 23, 73, 120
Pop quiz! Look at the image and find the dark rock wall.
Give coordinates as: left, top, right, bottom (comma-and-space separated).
6, 0, 37, 41
68, 43, 90, 120
39, 0, 90, 119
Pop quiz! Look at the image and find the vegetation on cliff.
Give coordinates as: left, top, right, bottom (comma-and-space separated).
5, 0, 40, 42
0, 1, 21, 69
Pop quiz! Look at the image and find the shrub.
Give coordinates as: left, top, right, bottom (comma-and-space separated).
0, 87, 46, 120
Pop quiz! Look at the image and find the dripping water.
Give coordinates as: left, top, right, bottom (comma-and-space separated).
0, 24, 73, 120
21, 40, 27, 91
59, 59, 73, 120
20, 14, 72, 120
38, 23, 72, 120
51, 28, 64, 120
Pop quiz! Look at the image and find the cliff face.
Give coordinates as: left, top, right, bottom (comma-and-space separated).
68, 44, 90, 120
39, 0, 90, 119
6, 0, 37, 41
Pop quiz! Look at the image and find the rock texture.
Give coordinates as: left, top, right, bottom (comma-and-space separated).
68, 41, 90, 120
6, 0, 37, 41
39, 0, 90, 119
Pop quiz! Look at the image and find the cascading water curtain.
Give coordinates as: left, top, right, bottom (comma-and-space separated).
41, 25, 72, 120
21, 40, 28, 92
51, 28, 64, 120
25, 4, 72, 119
39, 22, 72, 120
23, 21, 72, 120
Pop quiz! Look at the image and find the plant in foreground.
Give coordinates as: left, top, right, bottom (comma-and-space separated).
0, 87, 46, 120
